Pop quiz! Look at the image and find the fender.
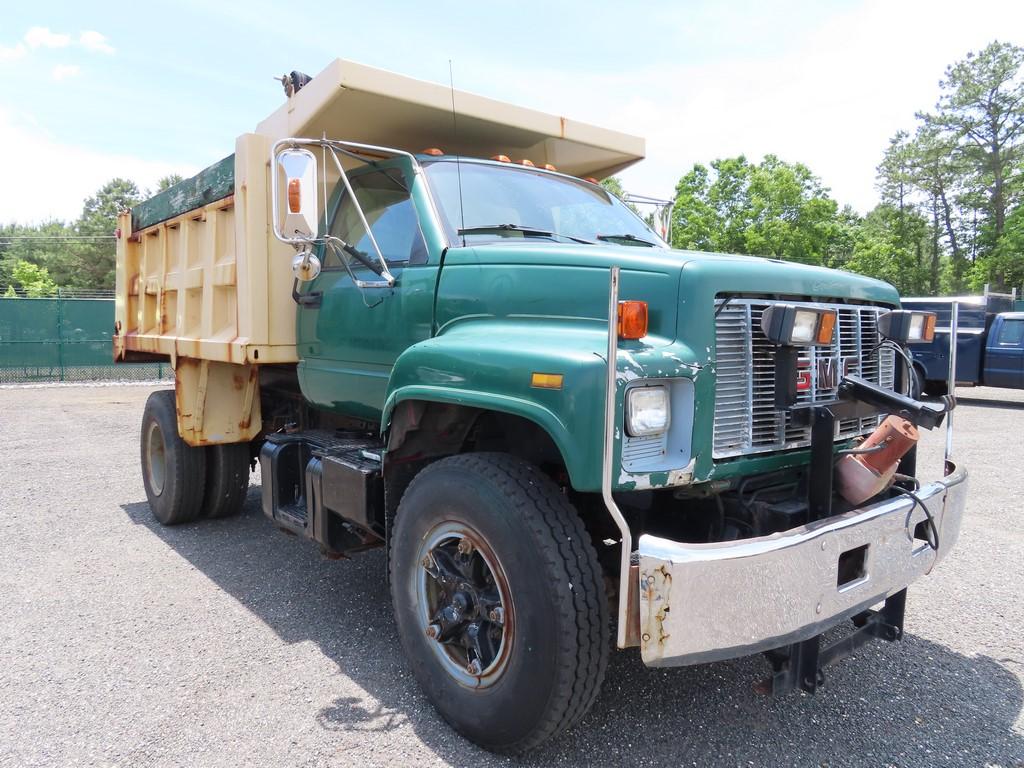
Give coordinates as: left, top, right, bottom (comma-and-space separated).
383, 317, 610, 490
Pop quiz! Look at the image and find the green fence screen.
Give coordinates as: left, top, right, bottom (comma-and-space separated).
0, 294, 171, 384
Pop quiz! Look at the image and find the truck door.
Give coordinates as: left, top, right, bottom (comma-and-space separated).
984, 315, 1024, 389
296, 163, 437, 421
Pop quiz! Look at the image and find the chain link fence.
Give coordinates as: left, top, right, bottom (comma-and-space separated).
0, 290, 172, 384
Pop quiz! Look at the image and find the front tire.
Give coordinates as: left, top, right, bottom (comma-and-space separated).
140, 390, 206, 526
389, 453, 608, 754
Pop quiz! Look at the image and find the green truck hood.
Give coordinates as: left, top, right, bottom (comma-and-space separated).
438, 243, 900, 341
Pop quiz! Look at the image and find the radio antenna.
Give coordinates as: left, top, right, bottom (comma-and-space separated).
449, 60, 466, 247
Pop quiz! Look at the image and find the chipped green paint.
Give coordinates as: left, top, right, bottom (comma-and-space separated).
131, 154, 235, 232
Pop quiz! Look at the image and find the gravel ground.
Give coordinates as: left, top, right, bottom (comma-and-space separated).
0, 384, 1021, 767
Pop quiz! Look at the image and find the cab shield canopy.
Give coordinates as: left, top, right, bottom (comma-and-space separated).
255, 58, 645, 180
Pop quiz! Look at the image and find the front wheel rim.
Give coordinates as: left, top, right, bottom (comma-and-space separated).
145, 420, 167, 496
415, 521, 514, 689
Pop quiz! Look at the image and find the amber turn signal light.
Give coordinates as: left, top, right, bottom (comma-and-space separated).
287, 178, 302, 214
618, 301, 649, 340
816, 309, 836, 345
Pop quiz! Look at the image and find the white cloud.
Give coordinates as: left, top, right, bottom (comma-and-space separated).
51, 64, 80, 81
24, 26, 71, 49
0, 109, 197, 224
0, 42, 26, 62
79, 30, 114, 55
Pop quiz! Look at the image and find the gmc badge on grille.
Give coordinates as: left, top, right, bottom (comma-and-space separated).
797, 357, 855, 392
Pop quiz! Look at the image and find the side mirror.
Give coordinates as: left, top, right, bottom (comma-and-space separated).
274, 148, 319, 241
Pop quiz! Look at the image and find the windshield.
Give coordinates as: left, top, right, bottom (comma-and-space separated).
423, 160, 666, 247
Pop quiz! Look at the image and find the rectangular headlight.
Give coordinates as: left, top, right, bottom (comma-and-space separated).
626, 385, 670, 437
760, 304, 837, 346
878, 310, 937, 344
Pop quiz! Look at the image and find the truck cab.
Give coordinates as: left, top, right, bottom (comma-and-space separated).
296, 153, 667, 422
903, 295, 1023, 392
984, 312, 1024, 389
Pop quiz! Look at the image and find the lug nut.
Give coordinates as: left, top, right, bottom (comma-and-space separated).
425, 623, 440, 639
488, 607, 504, 625
466, 659, 482, 675
421, 555, 433, 569
457, 539, 473, 555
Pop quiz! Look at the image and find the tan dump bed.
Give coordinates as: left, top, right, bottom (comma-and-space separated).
114, 59, 644, 444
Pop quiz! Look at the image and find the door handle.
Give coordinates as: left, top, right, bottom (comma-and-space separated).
292, 281, 322, 308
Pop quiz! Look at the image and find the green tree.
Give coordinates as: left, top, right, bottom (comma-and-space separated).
0, 221, 74, 292
156, 174, 184, 193
845, 205, 929, 294
909, 125, 965, 292
930, 41, 1024, 242
872, 42, 1024, 296
968, 203, 1024, 291
670, 155, 844, 266
68, 178, 140, 290
9, 259, 57, 297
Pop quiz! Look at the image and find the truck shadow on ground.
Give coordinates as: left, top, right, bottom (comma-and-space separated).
122, 495, 1024, 767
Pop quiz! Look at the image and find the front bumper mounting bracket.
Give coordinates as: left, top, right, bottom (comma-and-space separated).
757, 588, 907, 696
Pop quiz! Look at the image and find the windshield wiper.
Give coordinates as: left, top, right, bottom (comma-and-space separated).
596, 233, 658, 247
458, 223, 594, 245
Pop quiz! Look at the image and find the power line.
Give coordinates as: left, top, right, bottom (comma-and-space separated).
0, 235, 115, 242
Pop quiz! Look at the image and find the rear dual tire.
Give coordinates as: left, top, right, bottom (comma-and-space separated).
140, 390, 250, 525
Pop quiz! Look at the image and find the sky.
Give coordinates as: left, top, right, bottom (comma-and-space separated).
1, 0, 1023, 224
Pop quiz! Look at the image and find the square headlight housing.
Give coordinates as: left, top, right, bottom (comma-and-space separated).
878, 310, 937, 344
760, 303, 837, 346
626, 385, 670, 437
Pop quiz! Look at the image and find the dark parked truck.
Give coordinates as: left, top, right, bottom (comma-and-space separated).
904, 293, 1024, 393
114, 60, 969, 753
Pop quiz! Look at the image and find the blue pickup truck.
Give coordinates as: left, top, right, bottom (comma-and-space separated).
903, 294, 1024, 395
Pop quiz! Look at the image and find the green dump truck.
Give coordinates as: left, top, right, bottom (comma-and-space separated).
115, 59, 968, 753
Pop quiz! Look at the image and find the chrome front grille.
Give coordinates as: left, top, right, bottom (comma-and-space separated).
713, 299, 895, 459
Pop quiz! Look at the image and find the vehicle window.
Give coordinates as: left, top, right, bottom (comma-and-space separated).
424, 160, 665, 247
325, 168, 427, 267
996, 318, 1024, 345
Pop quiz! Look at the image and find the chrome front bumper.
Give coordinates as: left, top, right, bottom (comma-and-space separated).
637, 460, 968, 667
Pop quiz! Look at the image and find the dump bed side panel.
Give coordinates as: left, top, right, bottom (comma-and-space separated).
114, 133, 299, 366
